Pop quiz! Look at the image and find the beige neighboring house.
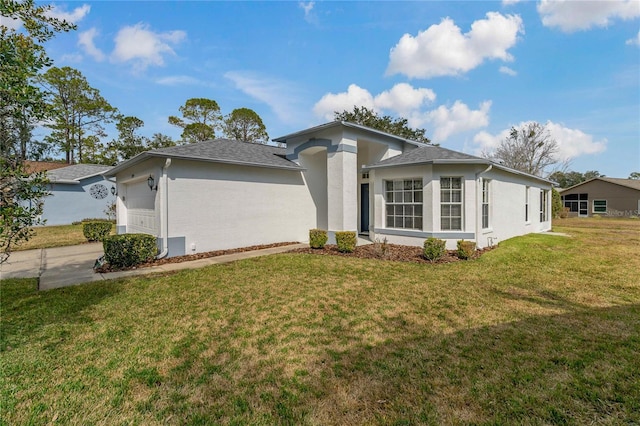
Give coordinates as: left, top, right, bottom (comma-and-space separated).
559, 177, 640, 217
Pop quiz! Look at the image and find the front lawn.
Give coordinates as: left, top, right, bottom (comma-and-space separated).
1, 218, 639, 424
12, 222, 114, 251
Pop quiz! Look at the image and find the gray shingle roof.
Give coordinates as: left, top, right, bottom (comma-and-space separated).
105, 139, 302, 177
367, 145, 484, 169
47, 164, 113, 182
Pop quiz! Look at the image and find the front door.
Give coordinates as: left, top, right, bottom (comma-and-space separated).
360, 183, 369, 234
579, 201, 588, 217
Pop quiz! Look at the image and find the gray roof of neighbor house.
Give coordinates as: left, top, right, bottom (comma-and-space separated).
104, 139, 302, 177
47, 164, 113, 184
559, 177, 640, 192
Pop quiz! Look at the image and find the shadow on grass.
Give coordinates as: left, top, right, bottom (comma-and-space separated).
0, 278, 124, 352
179, 303, 640, 425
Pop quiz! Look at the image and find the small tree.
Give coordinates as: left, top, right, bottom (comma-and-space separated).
552, 188, 562, 218
223, 108, 269, 144
629, 172, 640, 180
168, 98, 222, 143
484, 122, 558, 177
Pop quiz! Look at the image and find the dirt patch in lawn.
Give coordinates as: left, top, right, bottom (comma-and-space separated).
292, 243, 494, 264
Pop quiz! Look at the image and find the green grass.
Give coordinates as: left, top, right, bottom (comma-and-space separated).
13, 223, 114, 251
1, 218, 639, 424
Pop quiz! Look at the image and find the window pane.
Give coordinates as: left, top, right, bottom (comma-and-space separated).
413, 179, 422, 190
404, 191, 412, 202
441, 191, 451, 202
451, 218, 462, 230
441, 218, 450, 230
386, 191, 394, 202
451, 204, 462, 217
386, 205, 394, 216
579, 193, 588, 200
386, 181, 393, 191
414, 191, 422, 202
386, 216, 393, 227
415, 205, 422, 216
404, 217, 413, 228
404, 180, 413, 190
414, 217, 422, 230
441, 205, 451, 216
395, 191, 403, 203
565, 194, 578, 200
395, 205, 403, 215
451, 191, 462, 203
452, 178, 462, 189
404, 205, 413, 216
441, 178, 450, 189
394, 181, 403, 190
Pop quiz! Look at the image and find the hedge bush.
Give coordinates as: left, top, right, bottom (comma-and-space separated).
423, 237, 446, 262
103, 234, 158, 268
309, 229, 328, 249
456, 240, 476, 260
335, 231, 357, 253
83, 221, 113, 242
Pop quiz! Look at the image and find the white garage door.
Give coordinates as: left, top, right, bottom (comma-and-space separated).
126, 180, 157, 235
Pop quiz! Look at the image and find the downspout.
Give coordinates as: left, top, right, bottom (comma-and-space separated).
156, 158, 172, 259
475, 164, 493, 248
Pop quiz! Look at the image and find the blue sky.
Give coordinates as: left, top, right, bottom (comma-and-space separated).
10, 1, 640, 176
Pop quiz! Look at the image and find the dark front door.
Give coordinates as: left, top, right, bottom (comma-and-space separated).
360, 183, 369, 234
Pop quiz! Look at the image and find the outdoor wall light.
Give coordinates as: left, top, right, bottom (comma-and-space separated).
147, 175, 157, 191
110, 186, 117, 196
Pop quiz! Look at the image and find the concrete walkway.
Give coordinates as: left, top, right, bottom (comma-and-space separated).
1, 242, 307, 291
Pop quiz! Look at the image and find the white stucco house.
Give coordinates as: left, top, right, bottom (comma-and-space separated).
103, 122, 552, 258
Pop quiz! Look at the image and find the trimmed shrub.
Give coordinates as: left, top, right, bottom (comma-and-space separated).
559, 207, 570, 219
103, 234, 158, 268
456, 240, 476, 260
423, 237, 446, 262
309, 229, 328, 249
335, 231, 357, 253
83, 221, 113, 242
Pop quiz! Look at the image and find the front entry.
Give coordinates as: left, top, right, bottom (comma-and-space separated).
360, 183, 369, 234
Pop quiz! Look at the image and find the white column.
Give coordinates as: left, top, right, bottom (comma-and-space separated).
327, 136, 358, 235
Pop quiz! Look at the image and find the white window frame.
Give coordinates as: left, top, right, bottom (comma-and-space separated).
540, 190, 549, 222
440, 177, 463, 231
481, 179, 491, 229
592, 199, 607, 213
384, 178, 423, 230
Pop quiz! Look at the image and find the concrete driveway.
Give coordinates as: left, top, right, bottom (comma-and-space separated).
1, 243, 105, 290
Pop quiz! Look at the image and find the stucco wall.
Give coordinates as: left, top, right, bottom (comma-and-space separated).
164, 159, 315, 256
370, 164, 552, 249
42, 176, 116, 225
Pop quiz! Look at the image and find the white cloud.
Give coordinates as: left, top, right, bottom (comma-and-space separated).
374, 83, 436, 116
313, 84, 376, 121
421, 100, 492, 141
313, 83, 437, 122
538, 0, 640, 33
156, 75, 203, 86
59, 53, 83, 63
472, 120, 607, 160
2, 16, 22, 30
626, 30, 640, 46
111, 23, 186, 71
225, 71, 305, 125
499, 65, 517, 76
78, 28, 105, 61
386, 12, 524, 78
299, 2, 316, 24
502, 0, 522, 5
313, 84, 489, 142
45, 4, 90, 24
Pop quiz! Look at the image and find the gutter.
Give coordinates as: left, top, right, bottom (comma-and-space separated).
156, 158, 172, 259
475, 164, 493, 248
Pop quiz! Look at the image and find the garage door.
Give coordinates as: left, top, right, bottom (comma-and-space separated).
126, 180, 157, 235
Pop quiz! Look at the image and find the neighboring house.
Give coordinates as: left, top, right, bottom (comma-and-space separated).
24, 160, 68, 174
42, 164, 116, 225
559, 177, 640, 217
103, 122, 552, 258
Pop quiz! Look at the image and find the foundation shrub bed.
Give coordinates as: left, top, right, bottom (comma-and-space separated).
335, 231, 356, 253
309, 229, 328, 249
423, 237, 446, 262
456, 240, 476, 260
82, 221, 113, 242
103, 234, 157, 268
